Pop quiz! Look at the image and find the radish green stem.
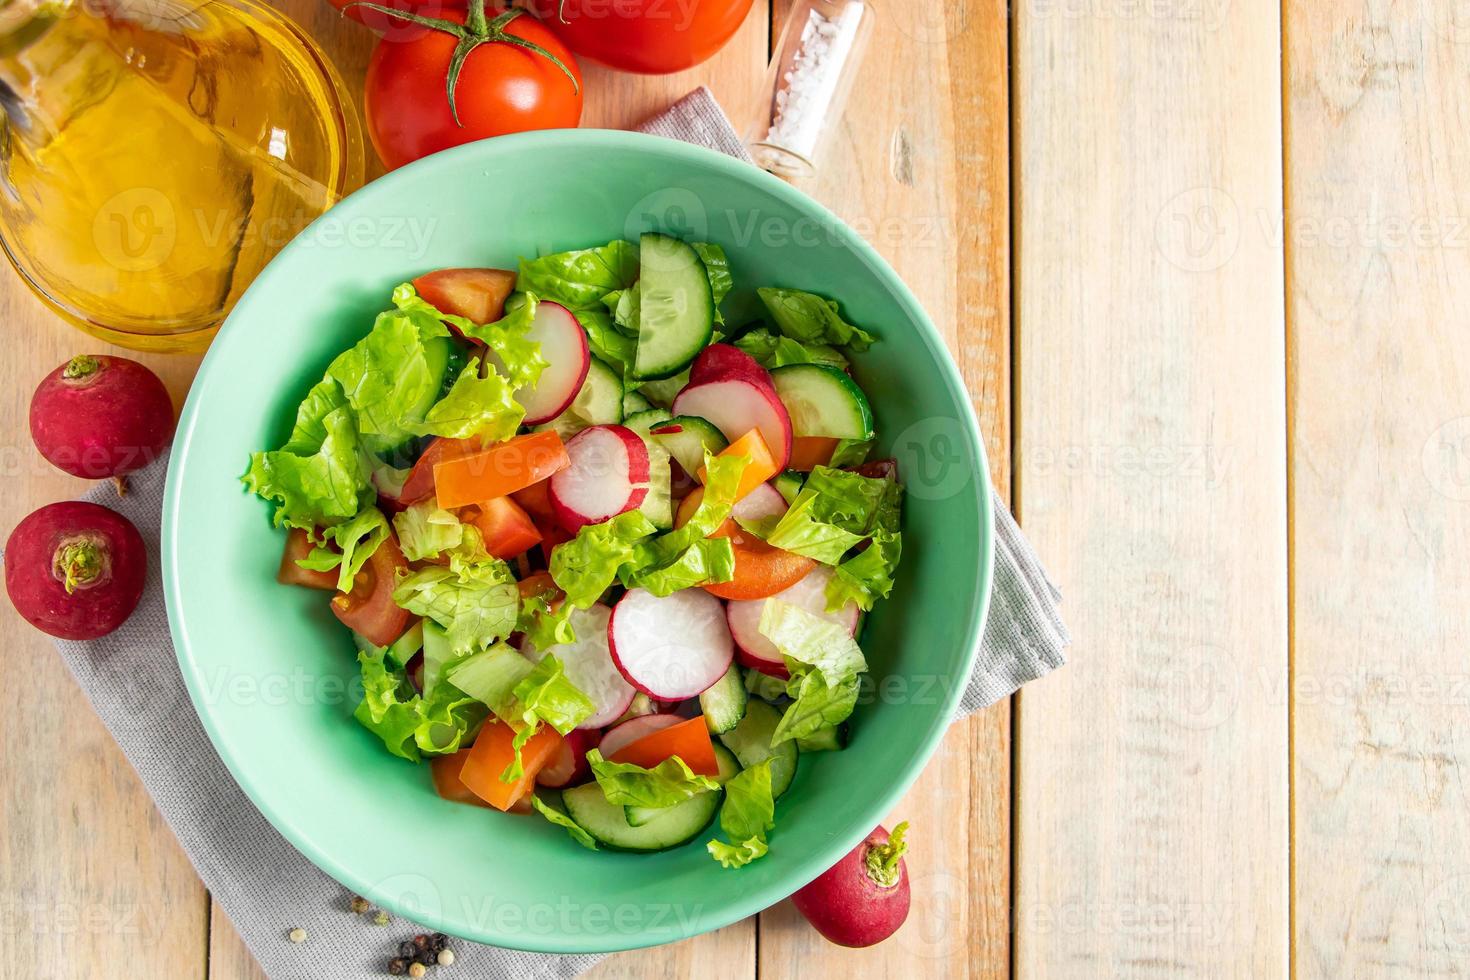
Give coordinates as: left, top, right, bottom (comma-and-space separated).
53, 536, 108, 593
63, 354, 101, 381
865, 821, 908, 888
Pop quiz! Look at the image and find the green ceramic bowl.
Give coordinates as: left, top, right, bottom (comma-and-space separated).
163, 130, 993, 953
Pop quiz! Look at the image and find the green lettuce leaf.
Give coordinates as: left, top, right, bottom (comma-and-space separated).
243, 405, 371, 529
518, 240, 640, 311
707, 760, 775, 869
691, 242, 733, 322
445, 641, 534, 716
586, 749, 721, 808
455, 292, 548, 389
517, 587, 577, 650
392, 499, 466, 561
530, 794, 598, 850
392, 559, 519, 655
756, 287, 876, 352
324, 285, 452, 454
746, 465, 896, 566
281, 378, 353, 455
415, 357, 524, 442
549, 510, 659, 608
734, 328, 848, 371
353, 646, 487, 761
827, 438, 874, 469
757, 599, 868, 745
501, 654, 596, 781
621, 450, 747, 595
827, 473, 902, 611
296, 506, 390, 592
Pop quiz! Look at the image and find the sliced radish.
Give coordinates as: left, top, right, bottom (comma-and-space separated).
689, 343, 773, 390
672, 378, 793, 470
598, 713, 683, 757
522, 604, 635, 729
733, 482, 788, 522
490, 301, 590, 425
726, 566, 860, 677
535, 729, 596, 788
549, 425, 651, 533
609, 588, 735, 699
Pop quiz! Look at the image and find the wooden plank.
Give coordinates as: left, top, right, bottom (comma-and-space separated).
200, 1, 767, 977
755, 2, 1013, 978
1286, 3, 1470, 975
1012, 0, 1289, 976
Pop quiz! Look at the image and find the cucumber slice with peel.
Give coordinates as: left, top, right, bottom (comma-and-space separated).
718, 699, 798, 798
771, 363, 874, 440
624, 408, 675, 530
633, 233, 715, 380
563, 778, 721, 851
625, 744, 739, 827
651, 415, 729, 476
699, 664, 749, 735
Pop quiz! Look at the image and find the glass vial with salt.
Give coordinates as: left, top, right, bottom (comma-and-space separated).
747, 0, 874, 178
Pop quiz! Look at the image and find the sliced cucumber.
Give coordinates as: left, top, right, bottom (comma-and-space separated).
718, 699, 797, 798
624, 408, 675, 530
699, 664, 748, 735
570, 355, 624, 424
743, 668, 789, 704
623, 390, 654, 415
772, 471, 806, 505
533, 355, 623, 438
652, 415, 730, 476
796, 724, 849, 753
563, 780, 720, 851
635, 370, 690, 409
771, 363, 874, 440
625, 745, 739, 827
633, 233, 715, 380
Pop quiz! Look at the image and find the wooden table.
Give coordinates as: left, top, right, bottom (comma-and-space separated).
4, 0, 1464, 976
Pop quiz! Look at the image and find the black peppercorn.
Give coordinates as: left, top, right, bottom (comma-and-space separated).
388, 958, 408, 976
415, 949, 436, 967
398, 940, 418, 958
431, 932, 448, 951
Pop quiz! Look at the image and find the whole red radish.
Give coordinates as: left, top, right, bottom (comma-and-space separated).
791, 821, 911, 948
5, 501, 147, 640
30, 355, 174, 480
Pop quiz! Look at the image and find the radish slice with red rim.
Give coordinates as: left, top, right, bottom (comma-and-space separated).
726, 566, 860, 676
522, 604, 635, 729
549, 425, 651, 533
609, 588, 735, 700
489, 301, 590, 425
671, 378, 793, 470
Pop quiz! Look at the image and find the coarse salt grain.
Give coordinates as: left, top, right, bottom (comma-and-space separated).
762, 2, 866, 166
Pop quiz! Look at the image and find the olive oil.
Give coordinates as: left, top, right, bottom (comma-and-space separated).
0, 0, 362, 351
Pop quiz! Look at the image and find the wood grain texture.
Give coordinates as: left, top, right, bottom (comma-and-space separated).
1286, 3, 1470, 976
755, 0, 1013, 977
1012, 0, 1289, 976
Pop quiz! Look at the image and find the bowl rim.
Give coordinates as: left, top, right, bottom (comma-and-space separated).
162, 127, 995, 953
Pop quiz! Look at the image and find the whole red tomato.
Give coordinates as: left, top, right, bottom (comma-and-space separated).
524, 0, 753, 74
364, 6, 583, 170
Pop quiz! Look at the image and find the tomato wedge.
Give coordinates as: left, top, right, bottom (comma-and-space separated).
675, 488, 815, 601
788, 436, 839, 471
461, 496, 542, 559
277, 528, 339, 590
511, 479, 556, 525
330, 533, 412, 647
411, 268, 517, 325
401, 435, 484, 505
608, 716, 720, 776
434, 430, 570, 509
698, 429, 779, 501
431, 748, 492, 808
458, 720, 564, 811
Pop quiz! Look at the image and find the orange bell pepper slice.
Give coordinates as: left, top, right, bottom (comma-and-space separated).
675, 488, 815, 601
458, 720, 564, 812
434, 431, 570, 509
461, 496, 542, 559
431, 749, 492, 808
608, 716, 721, 776
697, 429, 779, 502
788, 436, 839, 472
401, 436, 483, 505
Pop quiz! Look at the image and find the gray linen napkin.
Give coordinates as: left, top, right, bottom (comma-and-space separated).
47, 89, 1067, 979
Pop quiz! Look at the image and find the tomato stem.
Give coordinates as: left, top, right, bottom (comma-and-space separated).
345, 1, 579, 129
